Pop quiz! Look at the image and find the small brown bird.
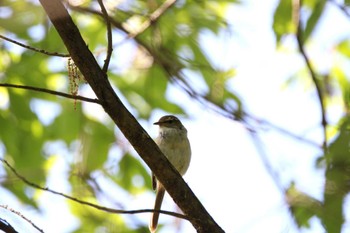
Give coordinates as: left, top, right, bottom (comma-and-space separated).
149, 115, 191, 232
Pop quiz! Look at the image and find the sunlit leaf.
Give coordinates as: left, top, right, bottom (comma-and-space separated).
113, 153, 151, 194
337, 39, 350, 58
302, 0, 326, 43
322, 117, 350, 233
273, 0, 295, 43
286, 182, 322, 228
331, 66, 350, 110
81, 119, 115, 172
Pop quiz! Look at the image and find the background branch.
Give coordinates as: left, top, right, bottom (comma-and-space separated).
127, 0, 176, 39
296, 18, 328, 154
0, 34, 70, 57
328, 0, 350, 18
0, 83, 100, 104
96, 0, 113, 73
0, 159, 188, 220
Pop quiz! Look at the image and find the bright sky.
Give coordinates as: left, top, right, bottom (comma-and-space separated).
2, 0, 350, 233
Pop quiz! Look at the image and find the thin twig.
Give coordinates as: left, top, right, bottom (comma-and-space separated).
0, 205, 44, 233
170, 71, 322, 148
248, 131, 285, 193
327, 0, 350, 18
97, 0, 113, 73
245, 114, 321, 148
0, 159, 189, 220
0, 34, 70, 57
69, 1, 176, 45
127, 0, 176, 39
296, 18, 328, 154
0, 83, 100, 104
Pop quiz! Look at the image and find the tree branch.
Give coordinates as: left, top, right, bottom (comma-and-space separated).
0, 218, 19, 233
0, 34, 70, 57
0, 159, 188, 220
296, 17, 328, 154
127, 0, 176, 39
0, 83, 100, 104
248, 131, 285, 193
96, 0, 113, 73
38, 0, 224, 232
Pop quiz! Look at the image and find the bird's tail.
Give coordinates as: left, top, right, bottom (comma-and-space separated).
149, 184, 165, 232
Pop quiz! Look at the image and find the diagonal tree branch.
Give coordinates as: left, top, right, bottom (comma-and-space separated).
38, 0, 224, 232
0, 218, 19, 233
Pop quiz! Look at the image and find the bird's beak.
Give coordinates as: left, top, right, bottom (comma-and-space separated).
153, 121, 160, 125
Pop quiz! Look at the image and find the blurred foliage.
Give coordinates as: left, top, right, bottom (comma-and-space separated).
1, 0, 350, 232
273, 0, 350, 232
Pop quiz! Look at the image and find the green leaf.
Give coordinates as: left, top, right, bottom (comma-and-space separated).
46, 102, 83, 143
273, 0, 295, 43
0, 1, 45, 39
0, 91, 46, 206
81, 119, 114, 172
302, 0, 326, 43
337, 39, 350, 58
286, 182, 322, 228
70, 199, 128, 232
113, 153, 151, 194
322, 117, 350, 233
331, 65, 350, 109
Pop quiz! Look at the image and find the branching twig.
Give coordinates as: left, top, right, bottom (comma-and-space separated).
68, 1, 176, 43
0, 205, 44, 233
328, 0, 350, 18
245, 113, 321, 148
170, 70, 322, 148
127, 0, 176, 39
296, 17, 328, 154
0, 34, 70, 57
0, 83, 100, 104
97, 0, 113, 73
248, 131, 285, 193
0, 159, 189, 220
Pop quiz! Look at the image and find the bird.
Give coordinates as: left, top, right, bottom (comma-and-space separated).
149, 115, 191, 232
